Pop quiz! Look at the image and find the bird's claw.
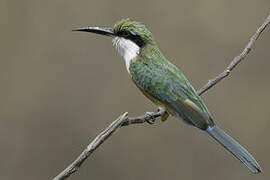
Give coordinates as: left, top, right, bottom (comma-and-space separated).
145, 112, 156, 124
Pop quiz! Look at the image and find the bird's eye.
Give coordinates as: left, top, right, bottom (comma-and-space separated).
121, 31, 129, 37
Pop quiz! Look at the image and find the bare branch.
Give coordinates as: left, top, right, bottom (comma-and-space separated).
197, 14, 270, 96
53, 108, 167, 180
53, 113, 129, 180
53, 14, 270, 180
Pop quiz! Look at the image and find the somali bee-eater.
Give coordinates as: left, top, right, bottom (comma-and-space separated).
73, 19, 261, 173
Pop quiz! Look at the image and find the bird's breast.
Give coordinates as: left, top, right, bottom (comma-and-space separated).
112, 37, 140, 73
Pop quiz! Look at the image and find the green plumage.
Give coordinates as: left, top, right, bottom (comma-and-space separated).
113, 19, 214, 130
129, 44, 213, 129
114, 19, 153, 43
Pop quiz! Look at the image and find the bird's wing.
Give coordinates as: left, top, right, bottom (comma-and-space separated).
130, 57, 213, 129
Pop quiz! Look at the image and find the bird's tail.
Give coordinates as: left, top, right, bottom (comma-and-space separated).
206, 125, 262, 173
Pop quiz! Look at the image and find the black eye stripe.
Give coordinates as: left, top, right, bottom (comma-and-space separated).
129, 35, 145, 47
122, 31, 129, 37
117, 30, 145, 47
117, 30, 129, 36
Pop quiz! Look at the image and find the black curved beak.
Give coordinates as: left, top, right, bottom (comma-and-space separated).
72, 26, 115, 37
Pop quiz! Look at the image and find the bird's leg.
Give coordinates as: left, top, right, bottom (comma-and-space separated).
145, 107, 168, 124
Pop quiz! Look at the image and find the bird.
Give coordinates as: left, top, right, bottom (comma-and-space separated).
73, 18, 262, 173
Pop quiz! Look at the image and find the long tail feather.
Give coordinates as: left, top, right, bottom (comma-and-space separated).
206, 125, 262, 173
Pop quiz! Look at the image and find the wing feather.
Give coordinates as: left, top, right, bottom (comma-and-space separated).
130, 56, 213, 129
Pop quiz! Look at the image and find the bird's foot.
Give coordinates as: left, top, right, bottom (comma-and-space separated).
157, 107, 169, 122
145, 112, 156, 124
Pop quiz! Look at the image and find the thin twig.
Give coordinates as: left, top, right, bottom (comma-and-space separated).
197, 14, 270, 96
53, 14, 270, 180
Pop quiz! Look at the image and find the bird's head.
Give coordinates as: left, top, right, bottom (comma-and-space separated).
73, 19, 156, 71
73, 18, 154, 47
113, 18, 154, 47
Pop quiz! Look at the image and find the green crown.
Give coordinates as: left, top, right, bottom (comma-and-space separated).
113, 18, 153, 43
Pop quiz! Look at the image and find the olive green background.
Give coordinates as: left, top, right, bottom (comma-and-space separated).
1, 0, 270, 180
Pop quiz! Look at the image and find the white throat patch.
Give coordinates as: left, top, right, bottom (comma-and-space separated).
113, 37, 140, 73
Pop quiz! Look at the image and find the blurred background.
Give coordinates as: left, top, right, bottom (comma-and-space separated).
1, 0, 270, 179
